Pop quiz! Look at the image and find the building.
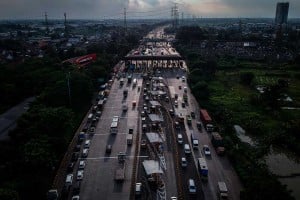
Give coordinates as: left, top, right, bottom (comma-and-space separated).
275, 2, 289, 24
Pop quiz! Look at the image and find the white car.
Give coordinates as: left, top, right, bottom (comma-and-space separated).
77, 170, 84, 180
71, 196, 80, 200
79, 160, 85, 169
203, 145, 211, 156
181, 157, 187, 167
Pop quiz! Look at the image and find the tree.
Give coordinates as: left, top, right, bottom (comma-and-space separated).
240, 72, 255, 86
0, 188, 19, 200
192, 81, 209, 100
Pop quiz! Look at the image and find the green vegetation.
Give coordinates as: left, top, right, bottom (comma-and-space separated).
0, 26, 147, 199
174, 26, 300, 200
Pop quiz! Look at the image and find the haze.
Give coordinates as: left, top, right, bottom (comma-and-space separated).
0, 0, 299, 19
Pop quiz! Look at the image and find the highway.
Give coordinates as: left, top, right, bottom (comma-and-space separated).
60, 26, 242, 200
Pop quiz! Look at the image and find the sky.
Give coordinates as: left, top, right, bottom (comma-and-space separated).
0, 0, 299, 20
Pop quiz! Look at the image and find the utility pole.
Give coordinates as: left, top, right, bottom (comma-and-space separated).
45, 12, 49, 35
64, 12, 67, 37
171, 7, 174, 28
174, 3, 179, 29
124, 7, 127, 35
66, 72, 71, 106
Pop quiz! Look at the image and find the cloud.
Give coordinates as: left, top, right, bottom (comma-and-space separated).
0, 0, 299, 19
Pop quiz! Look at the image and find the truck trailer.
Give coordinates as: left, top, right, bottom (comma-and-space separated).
211, 132, 225, 155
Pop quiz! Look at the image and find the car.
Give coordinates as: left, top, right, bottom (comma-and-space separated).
184, 144, 191, 154
188, 179, 196, 194
181, 102, 186, 108
72, 152, 79, 162
186, 115, 192, 124
177, 133, 183, 144
191, 112, 195, 118
203, 145, 211, 156
181, 157, 187, 167
169, 109, 174, 116
196, 121, 202, 130
106, 144, 112, 154
77, 170, 84, 180
122, 104, 128, 112
67, 162, 75, 172
182, 76, 186, 82
135, 182, 142, 196
170, 197, 177, 200
72, 195, 80, 200
74, 144, 81, 152
79, 160, 85, 169
174, 93, 178, 99
176, 75, 180, 79
72, 182, 81, 195
141, 139, 147, 148
174, 101, 178, 107
175, 122, 180, 130
82, 148, 89, 158
178, 85, 182, 90
89, 127, 95, 134
65, 174, 73, 185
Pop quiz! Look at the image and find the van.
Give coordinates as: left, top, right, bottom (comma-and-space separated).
184, 144, 191, 154
82, 148, 89, 158
84, 140, 91, 148
135, 182, 142, 196
65, 174, 73, 185
188, 179, 196, 194
177, 134, 183, 144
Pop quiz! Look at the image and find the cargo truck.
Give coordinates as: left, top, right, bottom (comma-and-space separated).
200, 109, 212, 125
114, 152, 126, 182
218, 182, 228, 199
211, 132, 225, 155
190, 131, 199, 149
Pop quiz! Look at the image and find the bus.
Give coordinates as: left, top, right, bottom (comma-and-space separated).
197, 158, 208, 181
110, 121, 118, 134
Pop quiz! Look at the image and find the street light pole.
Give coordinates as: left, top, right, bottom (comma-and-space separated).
66, 72, 71, 106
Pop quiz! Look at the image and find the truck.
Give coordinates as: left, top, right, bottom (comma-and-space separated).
211, 132, 225, 156
114, 152, 126, 182
218, 182, 228, 199
200, 109, 212, 125
197, 158, 208, 181
126, 134, 133, 145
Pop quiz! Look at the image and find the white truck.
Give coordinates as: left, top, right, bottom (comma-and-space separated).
218, 181, 228, 199
126, 134, 133, 145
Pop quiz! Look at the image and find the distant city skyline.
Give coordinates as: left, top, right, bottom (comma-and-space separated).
0, 0, 299, 20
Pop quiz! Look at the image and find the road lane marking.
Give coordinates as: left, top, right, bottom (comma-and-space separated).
86, 155, 149, 160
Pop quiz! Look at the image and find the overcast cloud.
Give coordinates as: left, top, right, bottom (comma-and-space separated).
0, 0, 299, 19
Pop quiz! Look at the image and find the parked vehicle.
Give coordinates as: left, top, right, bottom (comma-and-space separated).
181, 157, 187, 167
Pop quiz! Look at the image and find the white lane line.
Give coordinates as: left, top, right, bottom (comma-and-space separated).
93, 132, 127, 136
86, 155, 149, 160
